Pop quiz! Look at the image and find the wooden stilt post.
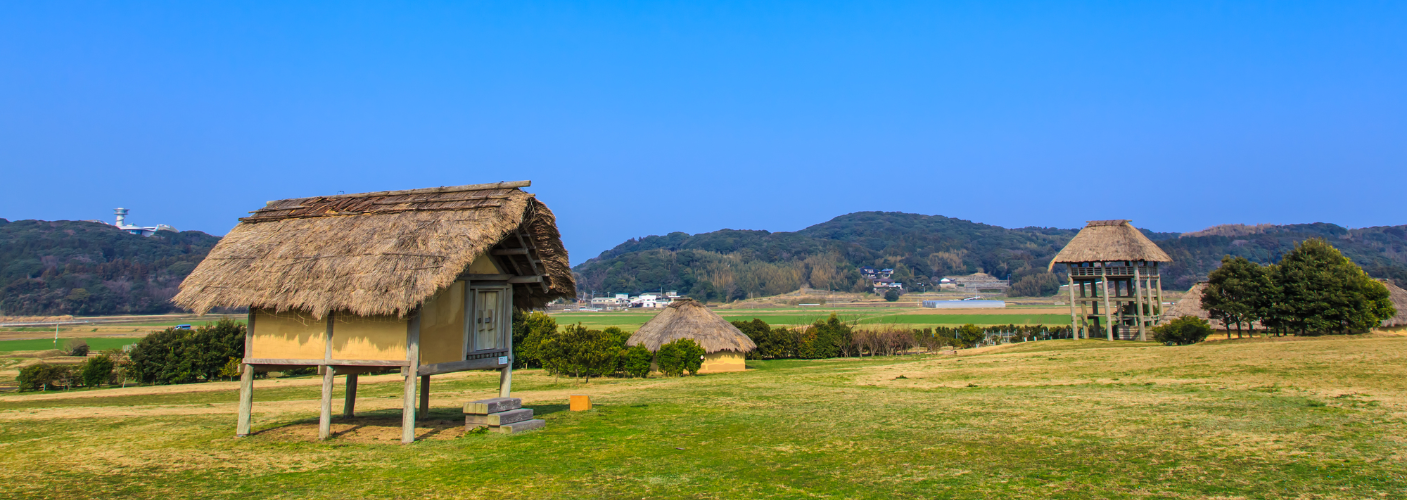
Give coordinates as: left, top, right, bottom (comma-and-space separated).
1101, 263, 1114, 341
402, 311, 421, 445
419, 375, 430, 419
499, 365, 513, 398
1154, 268, 1165, 323
1078, 280, 1090, 339
1133, 264, 1146, 341
237, 363, 254, 437
237, 307, 256, 437
343, 374, 358, 418
1067, 274, 1079, 340
319, 366, 335, 440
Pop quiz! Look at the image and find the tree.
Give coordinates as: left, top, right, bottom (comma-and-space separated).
956, 324, 984, 348
537, 324, 620, 381
621, 345, 652, 378
656, 338, 705, 376
883, 288, 900, 302
1152, 315, 1214, 345
512, 311, 559, 369
80, 354, 115, 387
1275, 238, 1396, 335
1202, 256, 1271, 339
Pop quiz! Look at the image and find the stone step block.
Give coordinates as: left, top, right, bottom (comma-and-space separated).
493, 419, 546, 434
465, 408, 534, 428
464, 397, 522, 415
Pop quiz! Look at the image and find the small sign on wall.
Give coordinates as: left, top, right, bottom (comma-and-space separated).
498, 356, 508, 365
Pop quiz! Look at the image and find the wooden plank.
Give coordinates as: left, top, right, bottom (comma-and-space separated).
464, 397, 522, 415
491, 248, 530, 255
343, 374, 358, 418
319, 366, 334, 440
245, 358, 408, 367
458, 273, 512, 281
402, 310, 421, 445
493, 419, 545, 434
507, 275, 542, 284
465, 408, 535, 427
417, 357, 506, 376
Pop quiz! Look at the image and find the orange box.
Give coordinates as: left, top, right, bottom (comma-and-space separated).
569, 395, 592, 411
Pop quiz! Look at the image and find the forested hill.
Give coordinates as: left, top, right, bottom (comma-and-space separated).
572, 212, 1407, 301
0, 218, 221, 316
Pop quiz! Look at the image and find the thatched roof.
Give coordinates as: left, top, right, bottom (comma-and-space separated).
1049, 220, 1173, 270
627, 299, 757, 353
1381, 280, 1407, 328
173, 181, 574, 318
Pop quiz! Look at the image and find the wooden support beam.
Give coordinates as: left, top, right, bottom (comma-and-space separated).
418, 356, 506, 376
402, 311, 421, 445
507, 275, 542, 284
243, 358, 408, 367
458, 273, 512, 281
491, 248, 530, 255
1101, 264, 1114, 341
319, 366, 335, 440
419, 375, 431, 419
343, 374, 358, 418
237, 307, 256, 437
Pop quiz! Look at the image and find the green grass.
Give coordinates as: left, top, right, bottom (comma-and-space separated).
0, 337, 142, 353
2, 336, 1405, 498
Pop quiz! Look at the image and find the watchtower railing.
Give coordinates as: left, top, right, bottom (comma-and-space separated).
1068, 265, 1160, 277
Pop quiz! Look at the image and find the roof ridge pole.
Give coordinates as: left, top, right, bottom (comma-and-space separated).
1101, 263, 1114, 341
1133, 264, 1146, 342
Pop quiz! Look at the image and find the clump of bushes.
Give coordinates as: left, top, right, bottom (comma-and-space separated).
656, 339, 704, 376
17, 349, 127, 392
621, 344, 653, 378
65, 339, 89, 357
127, 319, 245, 385
1153, 316, 1214, 345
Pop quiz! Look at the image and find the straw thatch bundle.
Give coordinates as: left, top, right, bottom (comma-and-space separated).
1048, 220, 1173, 269
173, 181, 574, 318
1381, 280, 1407, 328
627, 299, 757, 353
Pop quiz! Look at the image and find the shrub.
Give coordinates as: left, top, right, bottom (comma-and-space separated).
218, 357, 243, 381
621, 344, 652, 378
538, 324, 621, 381
128, 319, 246, 384
657, 338, 705, 376
884, 288, 900, 302
512, 310, 559, 368
17, 363, 75, 391
65, 339, 89, 357
79, 354, 115, 387
1153, 316, 1214, 345
956, 324, 985, 348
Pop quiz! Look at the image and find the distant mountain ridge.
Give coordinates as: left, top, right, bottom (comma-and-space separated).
0, 218, 220, 316
572, 212, 1407, 301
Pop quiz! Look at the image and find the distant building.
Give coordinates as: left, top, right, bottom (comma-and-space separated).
859, 267, 894, 280
111, 208, 175, 236
943, 272, 1009, 292
938, 277, 957, 291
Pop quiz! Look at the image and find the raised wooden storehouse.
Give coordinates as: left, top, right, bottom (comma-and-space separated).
626, 299, 756, 373
1049, 220, 1172, 341
173, 181, 574, 443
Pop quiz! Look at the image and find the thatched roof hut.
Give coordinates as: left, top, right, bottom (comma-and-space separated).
174, 180, 573, 444
175, 180, 573, 317
628, 299, 756, 373
1048, 220, 1172, 269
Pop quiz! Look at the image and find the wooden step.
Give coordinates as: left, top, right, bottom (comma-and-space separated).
493, 419, 545, 434
463, 397, 522, 415
465, 408, 534, 428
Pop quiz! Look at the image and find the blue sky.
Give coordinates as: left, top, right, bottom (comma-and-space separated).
2, 1, 1404, 265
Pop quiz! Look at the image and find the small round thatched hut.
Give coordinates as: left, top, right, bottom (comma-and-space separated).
627, 299, 756, 373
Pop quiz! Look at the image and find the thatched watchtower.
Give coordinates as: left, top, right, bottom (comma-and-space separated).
627, 299, 756, 373
173, 181, 574, 443
1049, 220, 1172, 341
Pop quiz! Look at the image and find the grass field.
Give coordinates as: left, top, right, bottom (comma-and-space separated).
551, 308, 1072, 331
1, 334, 1404, 498
0, 337, 143, 353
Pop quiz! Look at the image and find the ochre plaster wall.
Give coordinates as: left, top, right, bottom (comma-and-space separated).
419, 281, 466, 365
331, 314, 408, 361
251, 309, 327, 360
699, 350, 747, 373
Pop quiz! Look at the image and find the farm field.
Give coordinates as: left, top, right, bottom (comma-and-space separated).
551, 306, 1073, 331
0, 337, 143, 354
1, 335, 1404, 498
